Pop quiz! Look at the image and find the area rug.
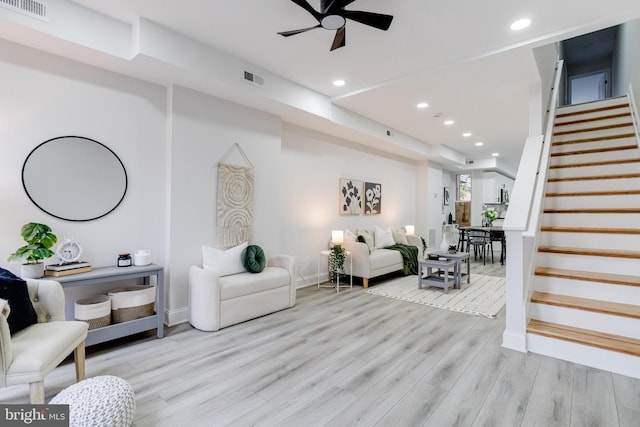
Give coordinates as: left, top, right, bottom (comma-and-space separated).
366, 274, 505, 318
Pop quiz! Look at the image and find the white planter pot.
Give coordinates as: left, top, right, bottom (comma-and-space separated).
21, 263, 44, 279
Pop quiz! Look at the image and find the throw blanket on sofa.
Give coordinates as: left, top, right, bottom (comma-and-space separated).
387, 244, 419, 275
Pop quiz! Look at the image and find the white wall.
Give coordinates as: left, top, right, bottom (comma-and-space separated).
613, 19, 640, 101
280, 124, 418, 284
0, 39, 167, 278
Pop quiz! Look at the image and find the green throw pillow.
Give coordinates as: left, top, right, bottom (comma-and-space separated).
242, 245, 266, 273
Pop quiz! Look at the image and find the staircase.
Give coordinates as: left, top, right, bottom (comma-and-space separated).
526, 96, 640, 378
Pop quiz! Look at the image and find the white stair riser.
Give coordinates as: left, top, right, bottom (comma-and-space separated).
536, 252, 640, 276
527, 334, 640, 380
534, 275, 640, 305
538, 232, 637, 250
541, 213, 640, 228
530, 303, 640, 339
551, 137, 638, 154
554, 117, 634, 133
550, 148, 638, 166
552, 126, 636, 143
544, 194, 640, 209
555, 108, 631, 124
545, 177, 640, 193
556, 98, 629, 115
547, 162, 640, 179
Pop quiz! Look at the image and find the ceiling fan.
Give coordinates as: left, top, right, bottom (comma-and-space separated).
278, 0, 394, 51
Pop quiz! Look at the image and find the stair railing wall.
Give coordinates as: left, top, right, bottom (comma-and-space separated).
502, 60, 564, 352
628, 84, 640, 151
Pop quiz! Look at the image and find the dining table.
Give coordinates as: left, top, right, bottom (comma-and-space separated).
457, 225, 506, 264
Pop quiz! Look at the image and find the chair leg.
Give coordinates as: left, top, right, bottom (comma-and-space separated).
29, 381, 45, 404
74, 341, 86, 382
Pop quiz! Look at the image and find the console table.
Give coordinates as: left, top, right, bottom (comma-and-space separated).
52, 264, 164, 346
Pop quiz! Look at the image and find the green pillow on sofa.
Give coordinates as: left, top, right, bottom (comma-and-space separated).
241, 245, 266, 273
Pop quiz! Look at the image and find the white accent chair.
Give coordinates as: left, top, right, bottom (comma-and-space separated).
0, 279, 89, 403
189, 255, 297, 332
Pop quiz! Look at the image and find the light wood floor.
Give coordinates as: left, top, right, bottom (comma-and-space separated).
2, 253, 639, 426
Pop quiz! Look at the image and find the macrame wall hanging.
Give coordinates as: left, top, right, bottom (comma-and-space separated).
217, 143, 254, 247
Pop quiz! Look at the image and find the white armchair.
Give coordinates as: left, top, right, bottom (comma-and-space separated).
0, 279, 89, 403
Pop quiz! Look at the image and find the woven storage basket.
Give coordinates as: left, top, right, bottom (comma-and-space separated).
75, 295, 111, 329
108, 285, 155, 323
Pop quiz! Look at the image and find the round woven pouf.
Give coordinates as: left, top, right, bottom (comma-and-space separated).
50, 375, 135, 427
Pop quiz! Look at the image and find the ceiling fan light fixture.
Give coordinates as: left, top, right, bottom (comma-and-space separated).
510, 18, 531, 31
322, 15, 346, 30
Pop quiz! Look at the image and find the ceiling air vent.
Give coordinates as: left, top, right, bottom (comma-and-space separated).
0, 0, 49, 22
243, 71, 264, 88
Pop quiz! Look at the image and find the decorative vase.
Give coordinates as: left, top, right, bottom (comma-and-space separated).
21, 262, 44, 279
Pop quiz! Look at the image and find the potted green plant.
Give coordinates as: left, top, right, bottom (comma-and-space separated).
328, 245, 346, 284
7, 222, 57, 278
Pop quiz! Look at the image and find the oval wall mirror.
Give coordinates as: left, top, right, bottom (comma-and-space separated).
22, 136, 128, 221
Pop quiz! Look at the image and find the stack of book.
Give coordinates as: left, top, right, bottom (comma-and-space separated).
45, 262, 92, 277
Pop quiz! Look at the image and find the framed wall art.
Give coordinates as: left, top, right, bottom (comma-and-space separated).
339, 178, 362, 215
364, 182, 382, 215
443, 186, 451, 206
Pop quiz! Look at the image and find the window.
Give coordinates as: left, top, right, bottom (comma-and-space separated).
456, 174, 471, 201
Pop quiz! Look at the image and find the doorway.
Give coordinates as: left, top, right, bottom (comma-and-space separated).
569, 70, 609, 104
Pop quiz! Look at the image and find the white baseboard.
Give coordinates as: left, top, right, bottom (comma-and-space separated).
164, 307, 188, 327
502, 330, 527, 352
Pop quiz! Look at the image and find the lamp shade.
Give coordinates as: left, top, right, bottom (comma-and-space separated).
331, 230, 344, 245
405, 225, 415, 235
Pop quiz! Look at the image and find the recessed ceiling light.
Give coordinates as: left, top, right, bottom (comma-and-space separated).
463, 132, 472, 137
333, 79, 346, 87
475, 141, 484, 146
491, 152, 499, 157
510, 18, 531, 31
444, 120, 454, 126
417, 102, 429, 109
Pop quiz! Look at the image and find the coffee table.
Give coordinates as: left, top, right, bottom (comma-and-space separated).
431, 251, 470, 288
418, 258, 457, 294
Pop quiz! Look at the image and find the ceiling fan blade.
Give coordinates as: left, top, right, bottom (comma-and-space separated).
343, 10, 394, 30
330, 26, 346, 51
289, 0, 322, 21
321, 0, 356, 14
278, 24, 321, 37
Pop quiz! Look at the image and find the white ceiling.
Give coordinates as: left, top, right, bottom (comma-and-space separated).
6, 0, 640, 172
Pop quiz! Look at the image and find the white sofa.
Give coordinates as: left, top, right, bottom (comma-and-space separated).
188, 255, 297, 331
343, 228, 423, 288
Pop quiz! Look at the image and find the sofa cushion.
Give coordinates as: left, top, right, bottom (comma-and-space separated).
392, 228, 409, 245
220, 267, 290, 300
356, 229, 375, 252
344, 229, 357, 243
0, 268, 38, 335
374, 226, 395, 249
202, 242, 248, 276
242, 245, 266, 273
369, 249, 403, 271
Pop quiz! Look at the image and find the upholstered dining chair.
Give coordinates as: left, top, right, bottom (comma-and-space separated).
467, 228, 494, 265
1, 278, 88, 404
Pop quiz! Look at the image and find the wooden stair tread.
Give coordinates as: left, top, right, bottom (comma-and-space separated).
540, 226, 640, 234
553, 122, 633, 136
535, 266, 640, 287
531, 291, 640, 319
546, 189, 640, 197
556, 103, 629, 118
551, 144, 638, 157
549, 158, 640, 169
527, 319, 640, 357
552, 134, 636, 146
547, 173, 640, 182
554, 112, 631, 126
543, 208, 640, 214
538, 246, 640, 259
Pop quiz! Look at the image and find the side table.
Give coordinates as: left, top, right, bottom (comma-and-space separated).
317, 250, 352, 293
418, 258, 457, 294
